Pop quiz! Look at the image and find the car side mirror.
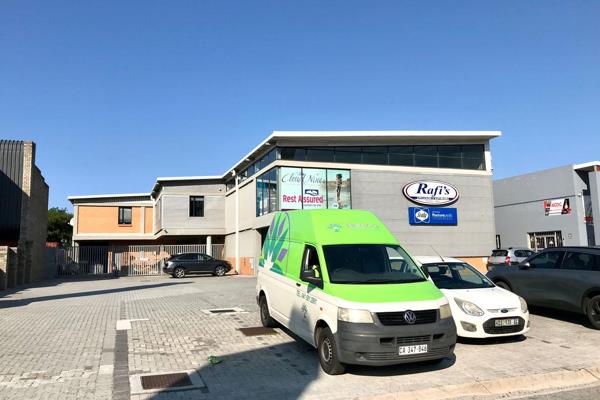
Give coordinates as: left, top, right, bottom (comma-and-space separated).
301, 267, 323, 288
420, 266, 429, 278
519, 262, 531, 270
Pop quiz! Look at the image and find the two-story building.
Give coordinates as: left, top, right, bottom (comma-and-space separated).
70, 130, 501, 274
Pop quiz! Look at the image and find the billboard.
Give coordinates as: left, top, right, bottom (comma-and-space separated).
544, 198, 571, 216
278, 167, 351, 210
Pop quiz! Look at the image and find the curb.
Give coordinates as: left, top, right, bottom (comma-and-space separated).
361, 366, 600, 400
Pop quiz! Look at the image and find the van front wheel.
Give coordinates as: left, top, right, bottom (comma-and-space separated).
259, 295, 278, 328
317, 327, 346, 375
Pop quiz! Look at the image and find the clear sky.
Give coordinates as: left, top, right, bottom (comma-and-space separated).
1, 1, 599, 209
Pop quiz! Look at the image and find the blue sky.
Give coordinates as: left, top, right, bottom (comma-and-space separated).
1, 1, 599, 209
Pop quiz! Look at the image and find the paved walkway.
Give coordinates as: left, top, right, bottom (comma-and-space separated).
0, 276, 599, 400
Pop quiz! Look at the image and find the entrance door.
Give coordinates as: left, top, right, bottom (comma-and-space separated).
529, 231, 563, 252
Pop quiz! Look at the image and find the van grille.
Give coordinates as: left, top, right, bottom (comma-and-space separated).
376, 310, 438, 326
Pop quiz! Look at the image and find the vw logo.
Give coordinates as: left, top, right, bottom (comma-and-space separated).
404, 310, 417, 325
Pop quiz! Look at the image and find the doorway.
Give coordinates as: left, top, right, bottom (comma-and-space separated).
528, 231, 563, 252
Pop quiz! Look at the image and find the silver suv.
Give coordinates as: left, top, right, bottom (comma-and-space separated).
487, 248, 535, 270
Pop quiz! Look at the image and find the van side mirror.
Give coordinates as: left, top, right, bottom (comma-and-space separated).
301, 268, 323, 288
519, 262, 530, 270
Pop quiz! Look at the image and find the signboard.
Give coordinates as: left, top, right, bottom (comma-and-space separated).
408, 207, 458, 225
326, 169, 351, 209
301, 168, 326, 209
544, 198, 571, 216
279, 167, 303, 210
403, 181, 459, 206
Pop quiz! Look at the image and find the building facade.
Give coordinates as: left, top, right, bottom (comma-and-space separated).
0, 140, 49, 288
494, 162, 599, 251
71, 131, 500, 274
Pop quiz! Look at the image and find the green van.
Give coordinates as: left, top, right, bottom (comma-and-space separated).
256, 209, 456, 374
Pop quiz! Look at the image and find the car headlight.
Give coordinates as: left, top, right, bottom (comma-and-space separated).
337, 308, 374, 323
439, 303, 452, 319
455, 298, 484, 316
519, 296, 528, 313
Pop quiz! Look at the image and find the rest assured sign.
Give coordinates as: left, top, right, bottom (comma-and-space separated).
402, 180, 459, 206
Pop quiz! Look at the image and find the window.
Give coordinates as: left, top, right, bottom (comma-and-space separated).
322, 244, 426, 284
424, 262, 494, 290
334, 147, 362, 163
414, 146, 438, 168
306, 147, 335, 162
562, 252, 600, 271
177, 253, 198, 261
189, 196, 204, 217
256, 168, 279, 217
118, 207, 132, 225
528, 251, 564, 269
388, 146, 415, 166
280, 147, 306, 161
514, 250, 534, 258
438, 145, 463, 169
362, 146, 388, 165
491, 250, 508, 257
301, 245, 323, 282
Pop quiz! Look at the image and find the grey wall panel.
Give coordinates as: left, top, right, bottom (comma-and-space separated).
161, 194, 225, 232
0, 140, 24, 241
352, 169, 495, 257
161, 182, 225, 194
494, 165, 576, 207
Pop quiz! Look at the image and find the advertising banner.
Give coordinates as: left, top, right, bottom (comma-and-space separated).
403, 180, 459, 206
544, 198, 571, 216
326, 169, 351, 209
408, 207, 458, 225
301, 168, 327, 209
279, 167, 303, 210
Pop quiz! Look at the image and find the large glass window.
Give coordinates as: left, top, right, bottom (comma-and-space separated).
279, 144, 486, 170
258, 166, 352, 215
322, 244, 426, 284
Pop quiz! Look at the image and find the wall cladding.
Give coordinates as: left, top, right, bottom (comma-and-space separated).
352, 169, 496, 257
0, 140, 24, 241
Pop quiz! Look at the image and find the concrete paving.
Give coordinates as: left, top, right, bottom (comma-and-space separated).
0, 275, 599, 400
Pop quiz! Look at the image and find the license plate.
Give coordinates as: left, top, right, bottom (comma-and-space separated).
495, 318, 519, 327
399, 344, 428, 355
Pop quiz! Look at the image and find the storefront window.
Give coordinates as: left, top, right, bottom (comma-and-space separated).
258, 166, 352, 215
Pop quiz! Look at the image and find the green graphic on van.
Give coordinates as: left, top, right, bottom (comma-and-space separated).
259, 212, 290, 275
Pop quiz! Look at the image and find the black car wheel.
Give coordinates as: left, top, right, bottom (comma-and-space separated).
214, 265, 227, 277
495, 281, 511, 291
259, 295, 278, 328
586, 295, 600, 330
317, 327, 346, 375
173, 267, 185, 278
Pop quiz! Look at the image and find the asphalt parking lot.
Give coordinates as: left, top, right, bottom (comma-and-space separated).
0, 275, 599, 400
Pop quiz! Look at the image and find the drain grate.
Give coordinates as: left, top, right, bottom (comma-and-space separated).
208, 309, 237, 314
140, 373, 192, 390
239, 327, 279, 336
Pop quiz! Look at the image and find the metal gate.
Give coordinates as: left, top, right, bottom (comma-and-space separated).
55, 244, 225, 277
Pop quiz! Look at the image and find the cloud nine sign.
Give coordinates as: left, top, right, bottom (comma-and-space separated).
402, 180, 460, 206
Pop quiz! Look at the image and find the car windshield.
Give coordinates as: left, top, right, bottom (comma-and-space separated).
322, 244, 426, 284
423, 262, 494, 289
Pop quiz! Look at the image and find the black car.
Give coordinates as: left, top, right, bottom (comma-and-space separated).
163, 253, 232, 278
486, 246, 600, 329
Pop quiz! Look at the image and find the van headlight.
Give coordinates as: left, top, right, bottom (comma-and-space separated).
455, 298, 484, 317
439, 304, 452, 319
519, 296, 528, 313
338, 308, 374, 323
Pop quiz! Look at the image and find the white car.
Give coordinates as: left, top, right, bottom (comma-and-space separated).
416, 256, 530, 339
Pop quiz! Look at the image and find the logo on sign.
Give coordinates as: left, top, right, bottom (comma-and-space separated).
403, 180, 459, 206
414, 209, 430, 223
304, 189, 319, 196
404, 310, 417, 325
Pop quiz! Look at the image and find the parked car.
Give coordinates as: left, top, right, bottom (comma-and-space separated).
417, 257, 529, 339
257, 209, 456, 375
487, 248, 535, 270
163, 253, 232, 278
486, 247, 600, 329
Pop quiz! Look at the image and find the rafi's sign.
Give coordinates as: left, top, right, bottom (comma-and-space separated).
408, 207, 458, 225
403, 180, 459, 206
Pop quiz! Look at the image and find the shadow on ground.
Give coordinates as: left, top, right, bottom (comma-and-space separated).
529, 306, 592, 329
147, 320, 456, 399
0, 281, 192, 308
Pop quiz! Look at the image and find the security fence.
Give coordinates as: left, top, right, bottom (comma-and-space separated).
54, 244, 225, 278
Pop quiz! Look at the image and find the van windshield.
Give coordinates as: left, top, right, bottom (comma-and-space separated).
322, 244, 426, 284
